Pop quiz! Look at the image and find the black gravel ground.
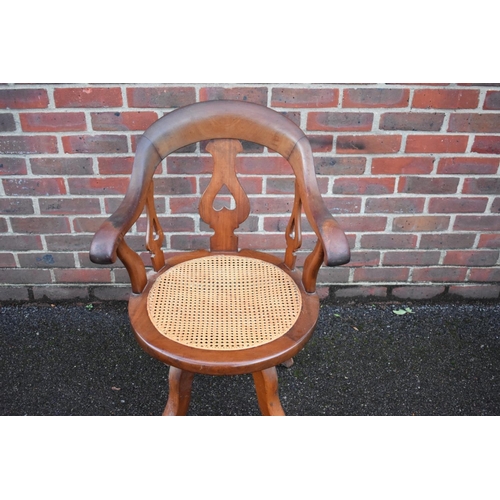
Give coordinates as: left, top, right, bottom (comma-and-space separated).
1, 300, 499, 416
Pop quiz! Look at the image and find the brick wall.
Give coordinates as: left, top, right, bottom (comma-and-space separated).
1, 83, 499, 302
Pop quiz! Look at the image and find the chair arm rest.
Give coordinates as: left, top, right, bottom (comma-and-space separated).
314, 209, 351, 267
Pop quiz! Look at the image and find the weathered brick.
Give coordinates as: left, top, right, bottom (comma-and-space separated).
0, 113, 16, 131
249, 196, 294, 214
106, 196, 165, 214
92, 286, 130, 301
454, 215, 500, 231
307, 112, 373, 131
20, 112, 86, 132
33, 286, 89, 301
39, 197, 101, 215
62, 134, 128, 154
471, 136, 500, 154
267, 177, 327, 195
382, 251, 440, 266
392, 286, 445, 300
72, 216, 109, 233
127, 87, 196, 108
492, 197, 500, 213
308, 134, 333, 152
371, 157, 434, 175
380, 112, 444, 131
165, 157, 213, 175
448, 113, 500, 133
405, 135, 468, 153
271, 88, 338, 108
0, 253, 16, 267
91, 111, 158, 131
478, 234, 500, 249
468, 268, 500, 282
412, 89, 479, 109
393, 216, 450, 232
0, 269, 52, 284
420, 233, 476, 249
0, 135, 58, 154
45, 234, 93, 251
449, 285, 500, 299
170, 234, 210, 250
343, 88, 409, 108
136, 216, 195, 233
98, 157, 137, 175
437, 157, 499, 175
0, 157, 27, 175
331, 177, 395, 195
0, 198, 34, 215
2, 235, 43, 251
154, 177, 196, 195
54, 268, 111, 283
17, 253, 76, 268
199, 87, 267, 105
0, 88, 49, 109
334, 216, 387, 232
462, 178, 500, 194
54, 87, 122, 108
0, 287, 30, 301
3, 178, 66, 196
169, 196, 200, 214
10, 217, 70, 234
68, 177, 129, 195
0, 218, 7, 232
443, 250, 499, 266
31, 157, 94, 175
238, 157, 293, 175
337, 134, 401, 154
322, 196, 362, 214
334, 286, 387, 298
484, 91, 500, 110
353, 267, 409, 282
365, 197, 425, 214
360, 233, 418, 249
412, 267, 467, 282
344, 251, 380, 267
314, 157, 366, 175
428, 197, 488, 213
399, 177, 459, 194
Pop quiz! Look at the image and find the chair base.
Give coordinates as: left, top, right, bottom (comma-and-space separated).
163, 366, 285, 416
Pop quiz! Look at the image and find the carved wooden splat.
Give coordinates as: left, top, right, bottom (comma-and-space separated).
284, 185, 303, 271
145, 182, 165, 271
200, 139, 250, 251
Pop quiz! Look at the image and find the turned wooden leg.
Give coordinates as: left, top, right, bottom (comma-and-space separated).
163, 366, 195, 416
252, 366, 285, 416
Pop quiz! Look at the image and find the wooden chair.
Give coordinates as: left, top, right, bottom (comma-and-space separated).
89, 100, 350, 415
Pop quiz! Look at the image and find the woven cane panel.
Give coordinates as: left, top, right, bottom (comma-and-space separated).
147, 255, 302, 350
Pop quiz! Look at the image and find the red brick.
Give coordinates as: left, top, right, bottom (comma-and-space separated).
92, 286, 130, 301
484, 91, 500, 110
392, 286, 445, 300
105, 196, 165, 215
437, 157, 499, 175
267, 176, 323, 195
492, 197, 500, 213
3, 178, 66, 196
382, 251, 440, 266
322, 196, 362, 214
405, 135, 468, 153
412, 267, 467, 282
399, 177, 459, 194
443, 250, 499, 266
0, 135, 58, 154
331, 177, 395, 195
0, 218, 7, 232
353, 267, 409, 282
20, 112, 86, 132
0, 157, 27, 175
471, 136, 500, 154
365, 197, 425, 214
449, 285, 500, 299
249, 196, 294, 214
199, 87, 267, 105
307, 134, 333, 152
154, 177, 196, 195
361, 233, 418, 249
334, 286, 387, 298
380, 112, 444, 131
337, 134, 401, 154
412, 89, 479, 109
0, 269, 51, 284
462, 178, 500, 194
127, 87, 196, 108
54, 268, 111, 283
307, 112, 373, 131
10, 217, 70, 234
91, 111, 158, 131
371, 157, 434, 175
136, 216, 195, 233
469, 268, 500, 282
271, 88, 338, 108
0, 113, 16, 131
448, 113, 500, 133
170, 234, 210, 251
0, 198, 34, 215
0, 253, 16, 267
45, 234, 93, 251
68, 177, 129, 196
2, 235, 43, 251
420, 233, 476, 250
17, 253, 76, 268
262, 216, 310, 233
343, 88, 409, 108
54, 87, 122, 108
238, 157, 293, 175
31, 157, 94, 176
169, 197, 200, 214
98, 157, 135, 175
428, 197, 488, 213
62, 134, 128, 154
393, 216, 450, 232
344, 251, 380, 267
0, 88, 49, 109
33, 286, 90, 301
314, 157, 366, 175
39, 197, 101, 215
478, 234, 500, 249
454, 215, 500, 231
334, 216, 387, 232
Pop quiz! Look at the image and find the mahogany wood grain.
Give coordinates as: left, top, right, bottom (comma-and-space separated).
163, 367, 195, 416
253, 367, 285, 416
145, 182, 165, 272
